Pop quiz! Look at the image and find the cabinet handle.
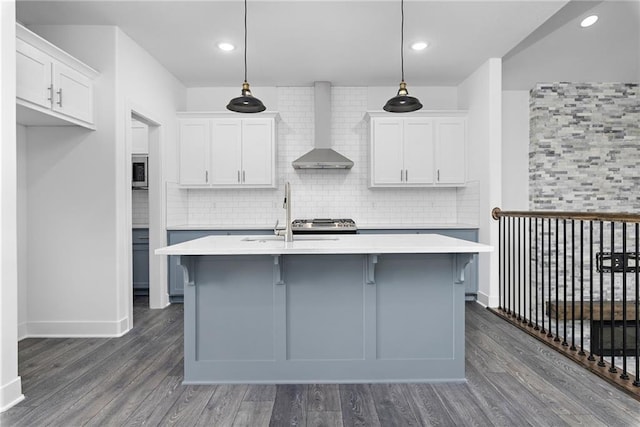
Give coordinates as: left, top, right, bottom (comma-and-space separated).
56, 88, 63, 107
237, 170, 240, 183
205, 171, 208, 183
242, 170, 245, 183
400, 170, 403, 182
405, 170, 408, 182
47, 85, 54, 105
437, 169, 440, 182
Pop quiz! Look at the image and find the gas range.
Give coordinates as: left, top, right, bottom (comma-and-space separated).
291, 218, 357, 234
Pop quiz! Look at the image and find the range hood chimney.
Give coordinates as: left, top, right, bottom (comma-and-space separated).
292, 82, 354, 169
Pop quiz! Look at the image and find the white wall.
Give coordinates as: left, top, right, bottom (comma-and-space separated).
0, 0, 24, 412
17, 24, 187, 336
186, 85, 458, 112
187, 87, 278, 112
115, 28, 186, 310
23, 25, 124, 336
502, 90, 530, 210
175, 85, 477, 228
17, 125, 27, 340
457, 58, 502, 307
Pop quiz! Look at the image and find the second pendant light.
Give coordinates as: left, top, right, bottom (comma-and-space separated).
384, 0, 423, 113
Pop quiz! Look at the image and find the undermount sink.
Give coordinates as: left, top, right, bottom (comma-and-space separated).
241, 235, 339, 242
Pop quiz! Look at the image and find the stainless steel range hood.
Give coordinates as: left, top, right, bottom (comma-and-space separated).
292, 82, 354, 169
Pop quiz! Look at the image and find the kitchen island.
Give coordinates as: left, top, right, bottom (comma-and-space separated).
155, 233, 492, 384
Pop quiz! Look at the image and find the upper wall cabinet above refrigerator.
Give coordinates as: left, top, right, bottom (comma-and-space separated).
16, 23, 99, 130
132, 119, 149, 154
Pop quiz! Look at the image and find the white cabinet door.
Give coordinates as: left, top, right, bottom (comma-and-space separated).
131, 119, 149, 154
16, 39, 52, 109
241, 119, 273, 186
403, 119, 435, 184
372, 119, 404, 185
435, 118, 466, 185
369, 112, 466, 188
52, 60, 94, 124
179, 119, 210, 186
210, 120, 242, 185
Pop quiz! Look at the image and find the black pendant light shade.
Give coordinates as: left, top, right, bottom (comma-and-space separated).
227, 0, 266, 113
384, 81, 423, 113
227, 81, 266, 113
384, 0, 422, 113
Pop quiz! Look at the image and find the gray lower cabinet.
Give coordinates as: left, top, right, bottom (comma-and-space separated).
132, 228, 149, 296
167, 229, 271, 302
358, 229, 479, 299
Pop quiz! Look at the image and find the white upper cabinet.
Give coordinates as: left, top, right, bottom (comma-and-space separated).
178, 113, 278, 188
238, 119, 274, 185
16, 24, 98, 129
434, 117, 467, 185
131, 119, 149, 154
367, 111, 467, 188
179, 119, 211, 186
210, 120, 242, 185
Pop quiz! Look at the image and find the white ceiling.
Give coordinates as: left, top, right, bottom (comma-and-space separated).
15, 0, 640, 90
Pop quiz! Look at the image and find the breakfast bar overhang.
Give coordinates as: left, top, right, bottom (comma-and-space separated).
155, 233, 492, 384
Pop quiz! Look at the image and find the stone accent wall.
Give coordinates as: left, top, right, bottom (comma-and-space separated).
529, 82, 639, 211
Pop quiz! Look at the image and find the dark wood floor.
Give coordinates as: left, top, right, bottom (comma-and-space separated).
2, 298, 639, 426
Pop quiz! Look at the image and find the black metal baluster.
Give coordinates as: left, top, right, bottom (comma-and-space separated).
507, 217, 511, 315
588, 221, 595, 361
541, 218, 546, 334
579, 220, 585, 356
555, 218, 560, 342
635, 223, 640, 387
598, 221, 605, 367
562, 219, 568, 346
499, 217, 503, 311
535, 218, 540, 331
610, 222, 617, 373
620, 222, 629, 380
518, 218, 527, 323
513, 217, 517, 318
570, 220, 576, 351
548, 218, 553, 338
518, 217, 522, 321
529, 217, 534, 327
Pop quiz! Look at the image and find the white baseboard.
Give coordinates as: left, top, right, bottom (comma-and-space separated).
0, 376, 24, 413
17, 322, 28, 341
24, 317, 130, 338
477, 291, 499, 308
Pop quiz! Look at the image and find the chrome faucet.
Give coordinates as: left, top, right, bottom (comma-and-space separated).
274, 182, 293, 242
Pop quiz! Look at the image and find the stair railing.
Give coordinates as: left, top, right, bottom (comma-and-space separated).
491, 207, 640, 399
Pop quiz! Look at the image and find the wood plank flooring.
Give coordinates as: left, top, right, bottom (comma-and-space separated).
2, 298, 639, 426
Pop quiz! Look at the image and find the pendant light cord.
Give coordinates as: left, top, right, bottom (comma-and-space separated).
244, 0, 248, 83
400, 0, 405, 82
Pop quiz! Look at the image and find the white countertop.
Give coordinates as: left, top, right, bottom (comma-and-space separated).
166, 223, 479, 231
155, 233, 492, 256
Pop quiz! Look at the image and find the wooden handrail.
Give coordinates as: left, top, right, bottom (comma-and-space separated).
491, 207, 640, 223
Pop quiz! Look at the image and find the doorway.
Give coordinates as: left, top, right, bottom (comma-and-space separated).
126, 109, 169, 328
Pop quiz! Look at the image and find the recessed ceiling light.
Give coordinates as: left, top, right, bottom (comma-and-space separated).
580, 15, 598, 28
217, 42, 235, 52
411, 41, 428, 51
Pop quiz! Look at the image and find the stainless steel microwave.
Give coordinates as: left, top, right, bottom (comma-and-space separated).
132, 155, 148, 188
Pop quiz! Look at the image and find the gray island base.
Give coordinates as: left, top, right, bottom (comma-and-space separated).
156, 234, 492, 384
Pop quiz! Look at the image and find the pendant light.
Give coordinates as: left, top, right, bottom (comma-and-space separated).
227, 0, 266, 113
383, 0, 423, 113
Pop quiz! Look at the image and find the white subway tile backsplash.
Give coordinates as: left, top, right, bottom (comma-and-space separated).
168, 86, 480, 227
